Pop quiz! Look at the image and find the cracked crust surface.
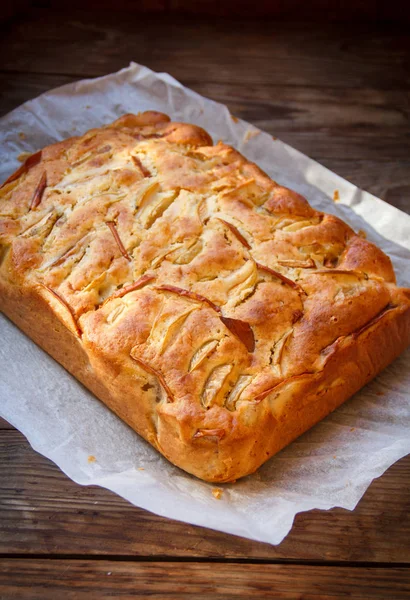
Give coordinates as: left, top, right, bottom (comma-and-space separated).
1, 111, 409, 482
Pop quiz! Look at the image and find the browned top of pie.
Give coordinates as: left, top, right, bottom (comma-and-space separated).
0, 111, 403, 438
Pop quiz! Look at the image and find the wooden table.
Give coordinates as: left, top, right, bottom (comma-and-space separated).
0, 9, 410, 598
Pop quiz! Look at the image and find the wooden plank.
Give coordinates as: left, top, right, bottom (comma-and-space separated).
0, 13, 409, 89
168, 0, 410, 22
0, 560, 409, 599
46, 0, 167, 9
38, 0, 410, 21
1, 430, 409, 562
0, 418, 14, 429
190, 83, 410, 132
0, 73, 78, 116
320, 160, 410, 215
1, 73, 410, 162
187, 82, 410, 161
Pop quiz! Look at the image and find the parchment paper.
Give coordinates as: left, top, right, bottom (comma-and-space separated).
1, 62, 409, 545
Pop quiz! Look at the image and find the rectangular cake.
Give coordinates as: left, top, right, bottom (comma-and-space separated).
1, 111, 409, 482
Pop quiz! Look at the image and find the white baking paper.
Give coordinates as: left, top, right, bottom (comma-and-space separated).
1, 62, 409, 546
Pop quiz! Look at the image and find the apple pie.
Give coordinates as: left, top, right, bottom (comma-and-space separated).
1, 111, 409, 482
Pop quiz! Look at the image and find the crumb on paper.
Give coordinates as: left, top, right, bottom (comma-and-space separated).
230, 114, 239, 123
333, 189, 340, 202
333, 455, 337, 459
350, 427, 355, 432
272, 135, 277, 140
18, 132, 26, 140
88, 455, 96, 463
358, 229, 367, 239
85, 105, 91, 109
137, 467, 145, 471
18, 152, 32, 163
212, 487, 223, 500
243, 129, 260, 143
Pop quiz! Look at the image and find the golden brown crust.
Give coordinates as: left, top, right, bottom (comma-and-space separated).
1, 111, 409, 482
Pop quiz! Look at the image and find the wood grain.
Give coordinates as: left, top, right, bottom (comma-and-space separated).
1, 430, 409, 562
0, 418, 14, 429
0, 14, 409, 89
0, 73, 77, 115
36, 0, 410, 22
320, 160, 410, 215
1, 74, 409, 162
0, 560, 409, 599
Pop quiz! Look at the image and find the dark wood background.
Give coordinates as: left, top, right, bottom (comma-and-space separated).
0, 5, 410, 598
3, 0, 410, 21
